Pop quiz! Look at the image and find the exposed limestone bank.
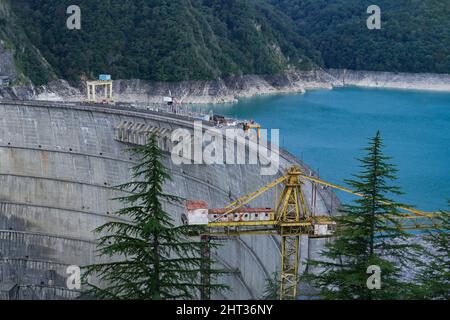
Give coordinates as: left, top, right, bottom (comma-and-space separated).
2, 69, 450, 103
0, 70, 334, 104
0, 79, 82, 101
113, 70, 336, 104
327, 69, 450, 92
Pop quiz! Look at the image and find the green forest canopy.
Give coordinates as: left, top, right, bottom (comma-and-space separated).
8, 0, 450, 85
270, 0, 450, 73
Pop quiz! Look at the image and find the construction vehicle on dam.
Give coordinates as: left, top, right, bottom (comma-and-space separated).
183, 166, 439, 300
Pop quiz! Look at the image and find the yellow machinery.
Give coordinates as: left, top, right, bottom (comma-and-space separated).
243, 122, 261, 139
185, 166, 439, 300
86, 78, 114, 104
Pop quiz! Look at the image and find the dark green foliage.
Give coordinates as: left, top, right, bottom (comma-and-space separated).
411, 208, 450, 300
303, 131, 420, 299
6, 0, 450, 84
12, 0, 317, 82
82, 133, 226, 299
270, 0, 450, 74
8, 1, 450, 83
261, 272, 280, 300
14, 46, 53, 85
0, 0, 56, 85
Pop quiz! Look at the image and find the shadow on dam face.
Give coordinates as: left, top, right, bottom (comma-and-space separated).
0, 100, 338, 299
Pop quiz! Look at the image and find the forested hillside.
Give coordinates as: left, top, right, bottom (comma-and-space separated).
270, 0, 450, 74
12, 0, 320, 84
3, 0, 450, 85
0, 0, 57, 84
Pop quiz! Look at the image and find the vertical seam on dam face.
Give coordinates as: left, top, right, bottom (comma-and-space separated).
0, 101, 337, 299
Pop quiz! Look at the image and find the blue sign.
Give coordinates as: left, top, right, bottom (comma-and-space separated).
99, 74, 111, 81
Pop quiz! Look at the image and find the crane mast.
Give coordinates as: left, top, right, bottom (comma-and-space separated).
276, 167, 309, 299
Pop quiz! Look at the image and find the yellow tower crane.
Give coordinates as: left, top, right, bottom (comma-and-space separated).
183, 166, 440, 300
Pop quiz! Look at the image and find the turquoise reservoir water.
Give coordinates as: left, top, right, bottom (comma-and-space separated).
206, 87, 450, 211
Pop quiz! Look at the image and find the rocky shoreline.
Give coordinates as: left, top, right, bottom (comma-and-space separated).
328, 69, 450, 92
1, 69, 450, 104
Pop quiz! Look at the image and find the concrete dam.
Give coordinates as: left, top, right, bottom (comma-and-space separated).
0, 100, 339, 300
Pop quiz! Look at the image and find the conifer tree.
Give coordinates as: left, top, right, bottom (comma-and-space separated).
303, 131, 419, 299
82, 133, 226, 299
411, 207, 449, 300
261, 272, 280, 300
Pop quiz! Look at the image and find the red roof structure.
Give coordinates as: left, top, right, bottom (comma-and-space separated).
186, 200, 209, 210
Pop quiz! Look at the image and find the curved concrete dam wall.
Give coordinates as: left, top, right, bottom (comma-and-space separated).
0, 100, 339, 299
